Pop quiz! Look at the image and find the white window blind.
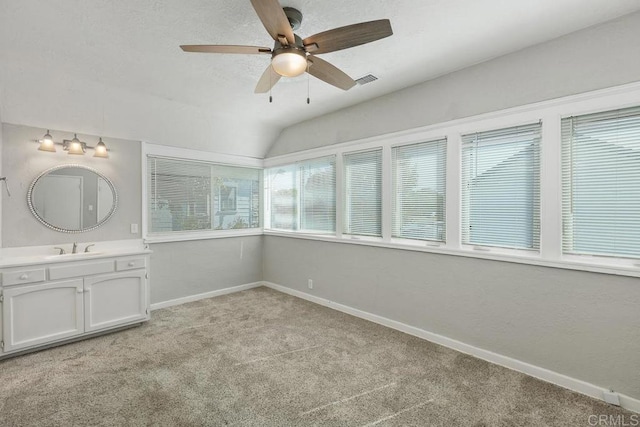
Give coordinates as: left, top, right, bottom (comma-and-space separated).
392, 139, 447, 241
268, 164, 297, 231
267, 156, 336, 233
562, 106, 640, 258
300, 157, 336, 233
147, 157, 260, 233
461, 123, 541, 250
343, 149, 382, 237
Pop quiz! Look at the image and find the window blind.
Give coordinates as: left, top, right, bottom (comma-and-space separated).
147, 156, 260, 233
268, 164, 297, 231
267, 156, 336, 233
562, 106, 640, 258
343, 149, 382, 237
461, 123, 541, 250
300, 157, 336, 233
392, 139, 447, 241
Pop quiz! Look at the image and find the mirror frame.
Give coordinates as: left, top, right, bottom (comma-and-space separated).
27, 164, 118, 233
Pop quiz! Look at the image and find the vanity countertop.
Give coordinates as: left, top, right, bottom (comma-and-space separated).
0, 239, 151, 269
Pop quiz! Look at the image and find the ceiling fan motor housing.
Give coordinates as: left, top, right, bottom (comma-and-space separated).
283, 7, 303, 30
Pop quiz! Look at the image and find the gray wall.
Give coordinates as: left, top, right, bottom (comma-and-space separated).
149, 236, 263, 304
1, 123, 142, 247
0, 124, 3, 246
1, 123, 262, 309
262, 11, 640, 402
268, 11, 640, 157
263, 236, 640, 400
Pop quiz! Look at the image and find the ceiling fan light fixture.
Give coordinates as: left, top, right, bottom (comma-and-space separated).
271, 50, 307, 77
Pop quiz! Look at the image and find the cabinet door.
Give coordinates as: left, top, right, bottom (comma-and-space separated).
84, 270, 148, 333
2, 279, 84, 352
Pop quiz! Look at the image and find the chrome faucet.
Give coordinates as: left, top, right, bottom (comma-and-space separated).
72, 242, 78, 254
54, 247, 66, 255
84, 244, 95, 253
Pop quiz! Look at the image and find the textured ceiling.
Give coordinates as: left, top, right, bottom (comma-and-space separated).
1, 0, 640, 156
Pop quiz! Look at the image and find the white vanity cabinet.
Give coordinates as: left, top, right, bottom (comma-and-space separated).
0, 252, 150, 356
2, 278, 84, 352
84, 270, 147, 333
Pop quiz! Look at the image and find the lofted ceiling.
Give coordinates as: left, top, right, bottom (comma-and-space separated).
1, 0, 640, 157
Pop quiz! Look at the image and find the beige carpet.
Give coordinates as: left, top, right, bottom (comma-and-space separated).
0, 286, 633, 426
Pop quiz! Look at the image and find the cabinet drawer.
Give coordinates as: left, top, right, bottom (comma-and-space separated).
2, 268, 46, 286
49, 261, 114, 280
116, 258, 146, 271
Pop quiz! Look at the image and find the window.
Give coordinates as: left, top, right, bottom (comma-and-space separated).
268, 164, 297, 230
343, 149, 382, 237
300, 157, 336, 233
562, 106, 640, 258
147, 157, 260, 234
392, 139, 447, 242
266, 156, 336, 233
461, 123, 541, 250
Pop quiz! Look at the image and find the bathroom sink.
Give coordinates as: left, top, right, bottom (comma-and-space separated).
43, 251, 106, 260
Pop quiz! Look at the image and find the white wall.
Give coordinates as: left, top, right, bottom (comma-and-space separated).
268, 11, 640, 157
0, 59, 279, 159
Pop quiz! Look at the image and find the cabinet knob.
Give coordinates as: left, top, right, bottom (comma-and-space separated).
19, 274, 29, 280
128, 262, 135, 267
77, 288, 83, 293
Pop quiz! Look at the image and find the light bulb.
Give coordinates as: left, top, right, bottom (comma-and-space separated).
38, 130, 56, 152
68, 134, 85, 155
271, 51, 307, 77
94, 138, 109, 158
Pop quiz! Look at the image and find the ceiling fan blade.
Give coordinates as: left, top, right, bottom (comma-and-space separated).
255, 64, 282, 93
250, 0, 295, 45
180, 45, 272, 54
307, 56, 356, 91
303, 19, 393, 54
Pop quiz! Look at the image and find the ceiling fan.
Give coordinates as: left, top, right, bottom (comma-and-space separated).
180, 0, 393, 94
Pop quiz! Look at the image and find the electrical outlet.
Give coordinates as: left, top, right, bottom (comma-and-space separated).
603, 390, 621, 406
308, 279, 313, 289
130, 223, 139, 234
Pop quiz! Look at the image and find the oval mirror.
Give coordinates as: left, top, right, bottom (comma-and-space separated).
27, 165, 118, 233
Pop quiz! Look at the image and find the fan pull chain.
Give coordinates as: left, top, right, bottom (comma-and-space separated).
306, 61, 310, 104
269, 67, 273, 103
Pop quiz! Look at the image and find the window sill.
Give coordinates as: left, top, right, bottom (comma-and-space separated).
145, 228, 263, 244
263, 230, 640, 278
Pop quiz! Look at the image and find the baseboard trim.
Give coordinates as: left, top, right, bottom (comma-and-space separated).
150, 282, 263, 310
262, 281, 640, 414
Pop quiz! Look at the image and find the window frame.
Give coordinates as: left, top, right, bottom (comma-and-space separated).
391, 138, 448, 243
264, 155, 337, 235
561, 107, 640, 260
263, 81, 640, 278
460, 122, 542, 252
342, 148, 384, 238
142, 144, 263, 243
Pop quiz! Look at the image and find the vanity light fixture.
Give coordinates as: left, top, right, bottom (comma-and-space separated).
35, 131, 110, 158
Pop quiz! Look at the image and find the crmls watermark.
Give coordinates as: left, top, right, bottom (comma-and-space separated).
588, 415, 640, 426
